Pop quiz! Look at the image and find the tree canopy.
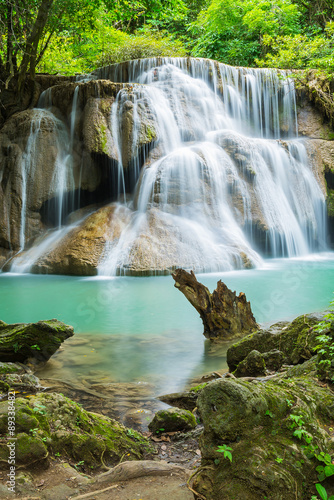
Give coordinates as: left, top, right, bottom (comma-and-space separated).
0, 0, 333, 91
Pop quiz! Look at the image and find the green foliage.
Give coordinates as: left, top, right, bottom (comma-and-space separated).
316, 483, 334, 500
2, 0, 333, 80
216, 444, 233, 462
313, 297, 334, 382
256, 22, 334, 71
32, 403, 47, 415
188, 0, 302, 66
37, 7, 186, 75
98, 28, 187, 67
315, 452, 334, 482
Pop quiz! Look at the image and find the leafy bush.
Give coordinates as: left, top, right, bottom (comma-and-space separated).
98, 29, 187, 66
256, 22, 334, 71
189, 0, 302, 66
37, 24, 186, 76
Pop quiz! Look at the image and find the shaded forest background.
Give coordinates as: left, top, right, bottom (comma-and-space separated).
0, 0, 333, 90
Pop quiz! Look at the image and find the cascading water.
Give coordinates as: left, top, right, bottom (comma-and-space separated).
10, 88, 78, 272
8, 57, 328, 275
97, 58, 327, 275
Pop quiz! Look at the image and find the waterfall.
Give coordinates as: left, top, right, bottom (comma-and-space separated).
8, 57, 328, 276
10, 88, 79, 270
96, 58, 326, 275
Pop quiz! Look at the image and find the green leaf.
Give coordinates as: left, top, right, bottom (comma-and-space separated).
316, 483, 328, 500
324, 465, 334, 478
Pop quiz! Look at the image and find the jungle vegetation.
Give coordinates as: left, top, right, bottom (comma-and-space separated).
0, 0, 333, 87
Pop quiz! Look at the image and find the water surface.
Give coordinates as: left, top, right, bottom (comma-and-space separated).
1, 254, 334, 395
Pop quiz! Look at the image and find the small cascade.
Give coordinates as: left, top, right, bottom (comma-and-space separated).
37, 87, 53, 109
11, 222, 80, 274
19, 114, 44, 250
70, 86, 79, 150
10, 87, 80, 269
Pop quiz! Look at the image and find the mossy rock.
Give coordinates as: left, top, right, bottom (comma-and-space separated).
233, 350, 266, 377
0, 319, 74, 363
0, 393, 152, 470
148, 407, 197, 433
227, 313, 322, 372
159, 383, 208, 411
194, 376, 334, 499
262, 349, 284, 371
327, 189, 334, 218
0, 432, 48, 468
0, 362, 24, 375
1, 373, 40, 392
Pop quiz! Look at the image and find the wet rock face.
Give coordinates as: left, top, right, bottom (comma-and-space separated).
194, 376, 334, 500
0, 80, 157, 256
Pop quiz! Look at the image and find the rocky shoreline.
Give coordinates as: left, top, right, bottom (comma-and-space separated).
0, 306, 333, 499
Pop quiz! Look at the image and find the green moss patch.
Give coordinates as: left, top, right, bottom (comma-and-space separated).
0, 393, 152, 470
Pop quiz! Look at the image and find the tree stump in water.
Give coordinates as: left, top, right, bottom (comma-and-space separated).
0, 319, 74, 362
172, 269, 258, 340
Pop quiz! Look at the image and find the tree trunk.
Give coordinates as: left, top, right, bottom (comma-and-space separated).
0, 319, 74, 362
172, 269, 258, 341
17, 0, 54, 92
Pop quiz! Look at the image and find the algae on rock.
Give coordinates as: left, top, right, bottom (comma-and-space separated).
194, 376, 334, 500
0, 393, 152, 470
227, 313, 322, 372
0, 319, 74, 363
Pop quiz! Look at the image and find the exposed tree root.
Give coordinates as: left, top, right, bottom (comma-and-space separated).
94, 459, 188, 484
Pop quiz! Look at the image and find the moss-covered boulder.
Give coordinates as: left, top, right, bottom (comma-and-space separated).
0, 319, 74, 363
148, 407, 197, 434
0, 362, 24, 375
159, 383, 208, 412
0, 393, 151, 470
233, 349, 266, 377
194, 375, 334, 500
263, 349, 284, 371
1, 373, 40, 392
227, 313, 322, 372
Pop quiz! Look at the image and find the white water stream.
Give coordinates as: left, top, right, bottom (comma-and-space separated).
97, 58, 326, 274
10, 58, 328, 275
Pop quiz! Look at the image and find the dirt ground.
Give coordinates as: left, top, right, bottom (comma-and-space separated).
0, 427, 201, 499
0, 461, 194, 499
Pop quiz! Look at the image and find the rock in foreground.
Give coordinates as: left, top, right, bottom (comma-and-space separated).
0, 393, 151, 470
194, 376, 334, 500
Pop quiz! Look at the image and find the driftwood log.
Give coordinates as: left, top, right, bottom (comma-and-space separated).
0, 319, 74, 362
172, 269, 258, 340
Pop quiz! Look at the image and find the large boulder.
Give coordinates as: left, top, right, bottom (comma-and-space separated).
148, 407, 197, 434
0, 318, 74, 363
0, 393, 151, 469
193, 376, 334, 499
30, 204, 131, 275
227, 313, 322, 372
